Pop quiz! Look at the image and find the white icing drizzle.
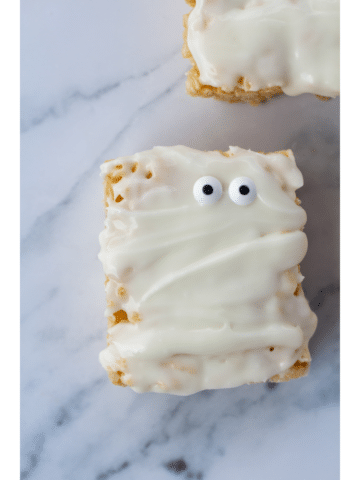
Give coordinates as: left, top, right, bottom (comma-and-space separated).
187, 0, 340, 97
99, 146, 317, 395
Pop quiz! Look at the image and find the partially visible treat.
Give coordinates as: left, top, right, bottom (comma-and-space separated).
183, 0, 340, 104
98, 146, 317, 395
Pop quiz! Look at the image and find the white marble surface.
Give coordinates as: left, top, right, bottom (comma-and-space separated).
20, 1, 339, 479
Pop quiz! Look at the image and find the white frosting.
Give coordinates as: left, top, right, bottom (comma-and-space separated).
187, 0, 340, 97
99, 146, 317, 395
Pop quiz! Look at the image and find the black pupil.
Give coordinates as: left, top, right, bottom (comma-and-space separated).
239, 185, 250, 195
202, 184, 213, 195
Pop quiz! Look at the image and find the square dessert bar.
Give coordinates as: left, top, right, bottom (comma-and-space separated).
182, 0, 340, 104
99, 146, 317, 395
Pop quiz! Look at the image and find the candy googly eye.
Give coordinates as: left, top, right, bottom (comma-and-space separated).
193, 176, 223, 206
229, 177, 257, 206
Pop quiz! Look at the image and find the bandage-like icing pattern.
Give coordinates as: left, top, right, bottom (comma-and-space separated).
99, 146, 317, 395
187, 0, 340, 97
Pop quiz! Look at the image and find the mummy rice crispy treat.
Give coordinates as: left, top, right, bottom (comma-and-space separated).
182, 0, 340, 104
99, 146, 317, 395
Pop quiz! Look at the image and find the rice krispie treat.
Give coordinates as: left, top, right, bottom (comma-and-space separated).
182, 0, 340, 105
99, 146, 317, 395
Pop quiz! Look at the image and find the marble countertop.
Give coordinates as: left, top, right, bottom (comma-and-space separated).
21, 1, 339, 479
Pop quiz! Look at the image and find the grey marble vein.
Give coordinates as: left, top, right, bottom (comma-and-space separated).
21, 47, 182, 134
21, 378, 106, 479
21, 72, 185, 251
21, 287, 59, 324
20, 433, 45, 480
310, 283, 340, 312
96, 461, 131, 480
